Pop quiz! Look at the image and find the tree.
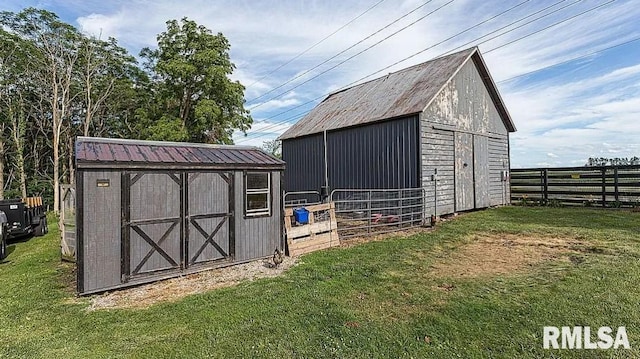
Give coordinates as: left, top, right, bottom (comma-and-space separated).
261, 139, 281, 159
78, 36, 137, 137
140, 18, 252, 144
586, 157, 640, 167
1, 8, 82, 212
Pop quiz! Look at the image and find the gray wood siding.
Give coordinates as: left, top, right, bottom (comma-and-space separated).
422, 59, 511, 214
188, 172, 229, 264
82, 171, 121, 292
234, 171, 282, 261
421, 128, 455, 215
455, 132, 474, 211
488, 137, 510, 205
474, 135, 490, 208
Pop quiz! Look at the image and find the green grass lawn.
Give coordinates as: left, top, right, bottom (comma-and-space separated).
1, 207, 640, 358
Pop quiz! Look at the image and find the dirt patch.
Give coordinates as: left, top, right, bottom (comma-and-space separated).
341, 227, 433, 247
429, 233, 589, 278
88, 256, 298, 310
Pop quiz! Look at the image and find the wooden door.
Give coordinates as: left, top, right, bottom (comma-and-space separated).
186, 172, 233, 266
455, 132, 474, 211
124, 172, 182, 279
473, 135, 490, 208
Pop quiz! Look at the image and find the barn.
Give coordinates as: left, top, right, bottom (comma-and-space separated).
279, 47, 516, 217
74, 137, 285, 295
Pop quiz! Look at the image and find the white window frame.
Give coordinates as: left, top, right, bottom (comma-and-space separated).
245, 172, 271, 217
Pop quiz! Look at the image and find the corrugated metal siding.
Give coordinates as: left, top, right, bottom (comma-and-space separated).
234, 171, 282, 261
282, 133, 325, 193
82, 171, 121, 293
327, 116, 420, 190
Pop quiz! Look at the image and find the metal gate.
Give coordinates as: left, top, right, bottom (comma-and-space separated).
122, 171, 233, 282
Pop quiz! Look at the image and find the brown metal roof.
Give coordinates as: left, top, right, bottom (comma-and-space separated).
76, 137, 285, 170
279, 47, 515, 140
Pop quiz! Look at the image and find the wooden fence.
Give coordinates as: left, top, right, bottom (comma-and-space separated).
510, 165, 640, 207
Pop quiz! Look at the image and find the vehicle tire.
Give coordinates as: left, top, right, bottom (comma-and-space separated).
34, 218, 44, 237
43, 219, 48, 234
0, 236, 6, 260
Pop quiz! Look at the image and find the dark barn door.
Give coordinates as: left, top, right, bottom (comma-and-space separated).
124, 173, 183, 279
186, 172, 233, 266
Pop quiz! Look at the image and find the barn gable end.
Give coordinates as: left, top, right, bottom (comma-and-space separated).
421, 55, 511, 215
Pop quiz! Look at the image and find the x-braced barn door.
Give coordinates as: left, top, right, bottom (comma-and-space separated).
186, 172, 234, 266
121, 171, 234, 283
122, 172, 183, 281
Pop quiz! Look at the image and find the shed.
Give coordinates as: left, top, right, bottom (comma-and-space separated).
279, 47, 516, 215
74, 137, 285, 295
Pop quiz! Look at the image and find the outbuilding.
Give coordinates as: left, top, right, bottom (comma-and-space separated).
279, 47, 516, 216
74, 137, 285, 295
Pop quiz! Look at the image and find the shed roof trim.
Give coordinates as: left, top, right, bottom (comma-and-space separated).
278, 47, 515, 140
76, 137, 285, 169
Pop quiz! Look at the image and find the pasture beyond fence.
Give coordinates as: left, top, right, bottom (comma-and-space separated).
510, 165, 640, 207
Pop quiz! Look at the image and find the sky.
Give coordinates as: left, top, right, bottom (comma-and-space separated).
3, 0, 640, 168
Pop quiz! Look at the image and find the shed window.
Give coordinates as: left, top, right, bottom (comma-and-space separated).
245, 172, 271, 216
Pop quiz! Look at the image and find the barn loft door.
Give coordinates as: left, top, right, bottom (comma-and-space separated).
473, 135, 490, 208
455, 132, 475, 211
186, 172, 233, 266
123, 172, 183, 280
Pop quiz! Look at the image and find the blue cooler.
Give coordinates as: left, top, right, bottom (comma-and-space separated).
294, 208, 309, 224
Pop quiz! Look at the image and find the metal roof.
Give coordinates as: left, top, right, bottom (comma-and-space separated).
279, 47, 515, 140
76, 137, 285, 170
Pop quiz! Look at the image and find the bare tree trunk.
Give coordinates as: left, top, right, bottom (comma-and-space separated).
0, 139, 4, 201
68, 135, 75, 185
11, 106, 28, 198
53, 133, 60, 213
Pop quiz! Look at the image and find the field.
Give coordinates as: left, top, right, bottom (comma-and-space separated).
1, 207, 640, 358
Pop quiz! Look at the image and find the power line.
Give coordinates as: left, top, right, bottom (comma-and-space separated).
247, 0, 455, 113
237, 0, 575, 142
485, 0, 615, 54
244, 0, 386, 90
237, 0, 617, 143
497, 35, 640, 84
237, 0, 532, 133
440, 0, 577, 56
246, 0, 439, 106
247, 0, 570, 127
236, 1, 569, 142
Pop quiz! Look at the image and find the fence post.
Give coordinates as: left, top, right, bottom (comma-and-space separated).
614, 167, 619, 203
367, 190, 371, 234
543, 169, 549, 205
601, 168, 607, 208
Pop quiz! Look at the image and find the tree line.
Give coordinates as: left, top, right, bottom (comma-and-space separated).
585, 157, 640, 167
0, 8, 252, 211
